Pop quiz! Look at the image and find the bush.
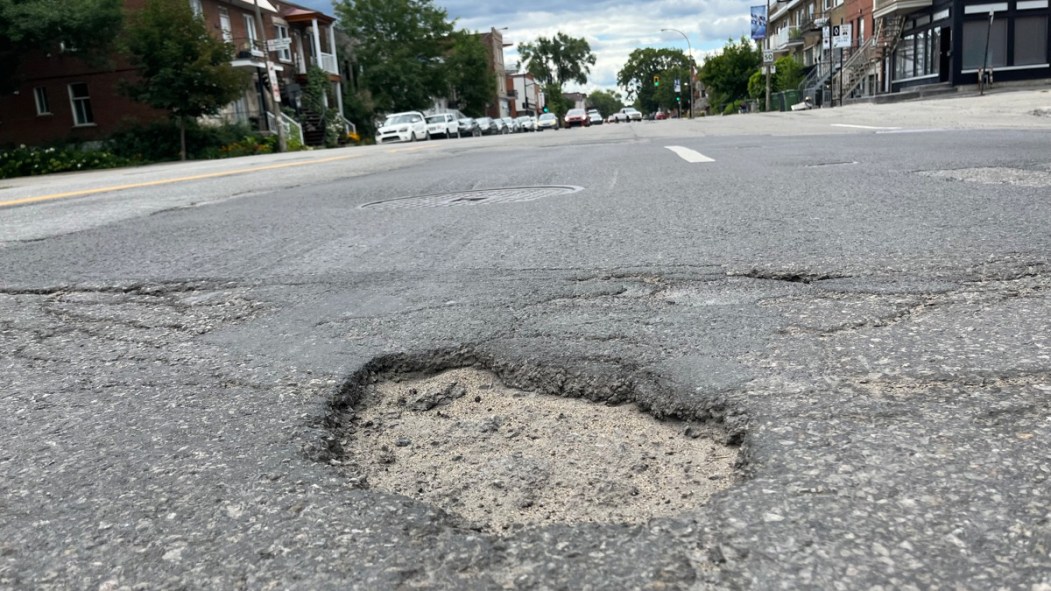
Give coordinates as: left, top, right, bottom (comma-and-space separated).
0, 144, 129, 179
106, 119, 273, 162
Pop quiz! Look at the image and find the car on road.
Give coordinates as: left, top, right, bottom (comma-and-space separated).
612, 107, 643, 123
457, 117, 482, 137
588, 112, 604, 125
515, 115, 536, 131
564, 108, 590, 128
536, 112, 559, 131
376, 111, 428, 143
497, 117, 515, 133
475, 117, 499, 135
655, 111, 669, 120
425, 113, 460, 139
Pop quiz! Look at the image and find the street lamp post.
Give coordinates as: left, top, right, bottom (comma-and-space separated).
661, 28, 694, 119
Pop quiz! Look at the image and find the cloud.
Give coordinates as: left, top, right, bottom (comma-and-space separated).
290, 0, 757, 93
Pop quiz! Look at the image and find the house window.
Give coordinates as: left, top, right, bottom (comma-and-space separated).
275, 24, 291, 62
218, 7, 232, 42
1014, 17, 1048, 65
189, 0, 202, 18
244, 14, 257, 49
962, 18, 1007, 68
34, 87, 51, 115
68, 83, 94, 126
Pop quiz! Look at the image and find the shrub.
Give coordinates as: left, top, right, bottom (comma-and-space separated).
0, 144, 129, 179
106, 120, 278, 161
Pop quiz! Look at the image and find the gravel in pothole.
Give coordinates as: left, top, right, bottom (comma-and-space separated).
351, 368, 738, 533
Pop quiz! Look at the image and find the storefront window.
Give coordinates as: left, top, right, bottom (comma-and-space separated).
962, 19, 1007, 69
897, 34, 916, 78
1014, 17, 1048, 65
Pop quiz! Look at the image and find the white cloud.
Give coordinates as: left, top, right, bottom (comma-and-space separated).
294, 0, 758, 93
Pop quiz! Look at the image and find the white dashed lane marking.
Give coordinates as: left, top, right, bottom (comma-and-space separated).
665, 146, 715, 163
830, 123, 902, 130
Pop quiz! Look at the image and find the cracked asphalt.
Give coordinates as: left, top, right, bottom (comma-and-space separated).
2, 90, 1051, 589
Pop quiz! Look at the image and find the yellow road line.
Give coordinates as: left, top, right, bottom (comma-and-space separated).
0, 153, 361, 209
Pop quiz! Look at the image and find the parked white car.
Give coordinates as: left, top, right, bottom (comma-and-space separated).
612, 107, 642, 123
425, 113, 460, 139
377, 111, 428, 143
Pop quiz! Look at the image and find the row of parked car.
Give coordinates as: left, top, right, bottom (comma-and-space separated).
375, 106, 648, 143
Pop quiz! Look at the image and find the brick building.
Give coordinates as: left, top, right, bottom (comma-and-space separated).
0, 0, 343, 147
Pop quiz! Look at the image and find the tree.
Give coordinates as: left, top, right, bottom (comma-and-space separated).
121, 0, 249, 160
0, 0, 124, 93
586, 89, 624, 117
335, 0, 453, 118
444, 30, 494, 117
698, 37, 761, 114
617, 47, 693, 114
774, 56, 804, 92
518, 33, 595, 118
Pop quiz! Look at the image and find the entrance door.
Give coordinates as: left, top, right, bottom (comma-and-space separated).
939, 27, 951, 82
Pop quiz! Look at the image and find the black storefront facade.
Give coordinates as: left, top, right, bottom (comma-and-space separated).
880, 0, 1049, 91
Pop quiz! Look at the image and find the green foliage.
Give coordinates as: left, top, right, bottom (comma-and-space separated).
0, 145, 128, 179
748, 69, 765, 101
104, 120, 271, 162
303, 66, 341, 147
541, 84, 571, 120
120, 0, 248, 119
699, 37, 761, 114
0, 0, 124, 92
212, 134, 277, 158
335, 0, 453, 115
445, 30, 494, 117
518, 33, 596, 89
617, 47, 694, 114
586, 90, 624, 117
774, 56, 804, 92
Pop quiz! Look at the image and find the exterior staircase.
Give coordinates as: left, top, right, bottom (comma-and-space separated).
832, 15, 906, 100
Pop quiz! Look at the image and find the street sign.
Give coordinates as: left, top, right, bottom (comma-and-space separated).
674, 78, 681, 92
831, 24, 852, 49
266, 38, 291, 52
266, 62, 281, 103
763, 50, 775, 64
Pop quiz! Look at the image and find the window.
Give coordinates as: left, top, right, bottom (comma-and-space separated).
962, 19, 1007, 68
1014, 17, 1048, 65
275, 24, 291, 62
244, 14, 257, 46
218, 7, 232, 42
68, 83, 94, 126
189, 0, 202, 18
34, 87, 51, 115
897, 34, 916, 78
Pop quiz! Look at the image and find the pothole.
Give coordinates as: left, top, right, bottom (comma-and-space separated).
335, 366, 739, 534
918, 167, 1051, 188
359, 185, 584, 210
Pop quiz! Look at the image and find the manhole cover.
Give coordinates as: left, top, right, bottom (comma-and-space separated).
360, 186, 583, 210
343, 368, 738, 533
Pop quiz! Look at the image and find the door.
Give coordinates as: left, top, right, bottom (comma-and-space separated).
939, 27, 951, 82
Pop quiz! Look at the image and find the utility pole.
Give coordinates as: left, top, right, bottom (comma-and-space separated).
253, 0, 287, 152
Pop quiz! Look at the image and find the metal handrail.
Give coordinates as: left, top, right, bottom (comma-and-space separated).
267, 111, 304, 146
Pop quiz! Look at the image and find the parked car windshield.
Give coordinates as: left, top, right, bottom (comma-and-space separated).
426, 115, 448, 123
539, 113, 557, 121
385, 114, 417, 125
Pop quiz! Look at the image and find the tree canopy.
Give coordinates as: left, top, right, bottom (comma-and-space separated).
0, 0, 124, 92
698, 37, 761, 113
121, 0, 249, 159
586, 89, 625, 117
444, 30, 494, 117
518, 33, 596, 88
335, 0, 453, 115
617, 47, 694, 114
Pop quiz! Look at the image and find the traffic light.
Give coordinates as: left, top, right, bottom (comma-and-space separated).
676, 95, 681, 102
653, 75, 661, 87
524, 99, 531, 109
543, 105, 549, 113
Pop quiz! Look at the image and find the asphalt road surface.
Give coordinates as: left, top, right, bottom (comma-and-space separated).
2, 90, 1051, 590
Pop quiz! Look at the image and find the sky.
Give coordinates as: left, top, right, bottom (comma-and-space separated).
292, 0, 758, 96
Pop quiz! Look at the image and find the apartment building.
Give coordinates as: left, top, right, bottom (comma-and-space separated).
0, 0, 343, 147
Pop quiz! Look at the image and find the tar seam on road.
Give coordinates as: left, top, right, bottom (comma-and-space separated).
0, 153, 363, 209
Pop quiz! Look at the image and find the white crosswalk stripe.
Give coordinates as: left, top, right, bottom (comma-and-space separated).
665, 146, 715, 163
